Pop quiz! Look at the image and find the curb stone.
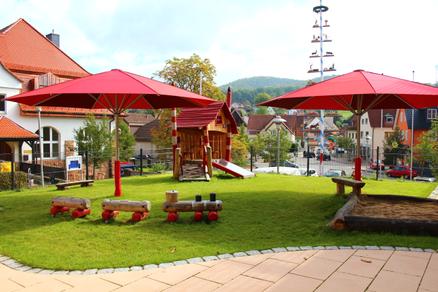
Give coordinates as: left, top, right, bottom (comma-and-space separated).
217, 254, 233, 260
1, 245, 436, 274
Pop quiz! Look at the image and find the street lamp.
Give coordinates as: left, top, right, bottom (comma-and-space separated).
365, 134, 371, 165
272, 115, 286, 174
36, 107, 45, 187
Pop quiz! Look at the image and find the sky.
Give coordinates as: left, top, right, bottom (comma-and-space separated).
2, 0, 438, 86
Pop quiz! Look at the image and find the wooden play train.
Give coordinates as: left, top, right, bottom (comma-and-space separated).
102, 199, 151, 222
162, 190, 223, 222
50, 197, 91, 219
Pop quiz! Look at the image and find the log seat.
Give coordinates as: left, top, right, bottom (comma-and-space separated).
331, 177, 365, 196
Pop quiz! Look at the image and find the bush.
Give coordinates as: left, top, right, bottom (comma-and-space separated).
0, 171, 28, 191
151, 163, 166, 173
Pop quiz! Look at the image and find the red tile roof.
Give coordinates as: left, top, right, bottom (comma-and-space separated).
177, 102, 238, 133
19, 104, 112, 118
0, 19, 88, 78
0, 116, 38, 140
247, 114, 297, 135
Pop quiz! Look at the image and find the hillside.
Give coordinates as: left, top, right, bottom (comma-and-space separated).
220, 76, 307, 90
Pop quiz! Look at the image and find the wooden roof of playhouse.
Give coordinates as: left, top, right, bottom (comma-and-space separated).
177, 101, 238, 134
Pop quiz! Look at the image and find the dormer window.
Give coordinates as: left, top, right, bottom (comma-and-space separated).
384, 114, 393, 123
427, 108, 437, 120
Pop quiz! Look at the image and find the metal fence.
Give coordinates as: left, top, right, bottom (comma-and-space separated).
247, 146, 437, 180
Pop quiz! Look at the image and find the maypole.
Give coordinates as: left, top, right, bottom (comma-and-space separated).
308, 0, 335, 175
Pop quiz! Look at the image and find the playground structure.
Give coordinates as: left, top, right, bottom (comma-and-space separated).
101, 199, 151, 222
162, 190, 223, 222
172, 88, 240, 181
50, 197, 91, 219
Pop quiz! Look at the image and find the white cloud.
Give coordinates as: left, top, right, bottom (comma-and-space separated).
2, 0, 438, 85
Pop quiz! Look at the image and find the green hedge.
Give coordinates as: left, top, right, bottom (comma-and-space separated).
0, 171, 28, 191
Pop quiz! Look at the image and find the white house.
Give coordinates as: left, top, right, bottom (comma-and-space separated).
0, 19, 112, 180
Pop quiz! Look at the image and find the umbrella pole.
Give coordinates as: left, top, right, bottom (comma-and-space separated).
114, 113, 122, 196
355, 112, 362, 181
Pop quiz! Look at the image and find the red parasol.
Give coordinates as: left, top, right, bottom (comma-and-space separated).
7, 69, 215, 196
259, 69, 438, 180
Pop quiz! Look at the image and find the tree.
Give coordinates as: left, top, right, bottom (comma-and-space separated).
232, 125, 249, 166
255, 130, 292, 164
74, 115, 112, 178
415, 120, 438, 177
383, 126, 409, 166
156, 53, 225, 100
151, 109, 172, 149
254, 92, 271, 105
337, 136, 354, 150
117, 118, 136, 161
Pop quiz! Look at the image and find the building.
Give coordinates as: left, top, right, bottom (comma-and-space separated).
394, 108, 438, 146
0, 19, 111, 180
247, 114, 296, 143
133, 119, 160, 154
368, 109, 396, 159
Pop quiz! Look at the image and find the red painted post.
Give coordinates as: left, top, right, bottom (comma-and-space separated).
114, 160, 122, 196
171, 108, 178, 170
354, 157, 362, 181
225, 125, 232, 161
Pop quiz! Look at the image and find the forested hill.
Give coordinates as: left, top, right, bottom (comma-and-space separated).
220, 75, 336, 106
220, 76, 307, 90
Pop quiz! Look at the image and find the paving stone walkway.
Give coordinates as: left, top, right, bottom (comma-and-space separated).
1, 248, 437, 291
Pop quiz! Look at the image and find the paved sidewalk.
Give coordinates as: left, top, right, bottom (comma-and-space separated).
1, 249, 437, 291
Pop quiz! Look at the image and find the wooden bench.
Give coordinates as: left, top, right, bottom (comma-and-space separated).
331, 178, 365, 196
56, 180, 94, 190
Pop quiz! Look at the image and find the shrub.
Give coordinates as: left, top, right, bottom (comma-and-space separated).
0, 171, 28, 191
151, 163, 166, 173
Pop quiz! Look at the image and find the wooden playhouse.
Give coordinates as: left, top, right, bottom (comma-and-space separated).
173, 101, 238, 181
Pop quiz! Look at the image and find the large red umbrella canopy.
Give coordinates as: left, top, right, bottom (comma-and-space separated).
259, 69, 438, 180
7, 69, 214, 111
7, 69, 216, 196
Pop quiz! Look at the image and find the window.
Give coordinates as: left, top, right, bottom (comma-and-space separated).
36, 127, 59, 159
0, 94, 5, 113
360, 131, 363, 138
427, 108, 437, 120
385, 114, 393, 123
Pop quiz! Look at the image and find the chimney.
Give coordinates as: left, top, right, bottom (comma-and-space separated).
226, 86, 232, 108
46, 29, 60, 47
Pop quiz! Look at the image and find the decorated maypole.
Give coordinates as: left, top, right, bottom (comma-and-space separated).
225, 87, 232, 161
308, 0, 335, 175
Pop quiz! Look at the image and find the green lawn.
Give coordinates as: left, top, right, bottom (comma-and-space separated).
0, 173, 437, 270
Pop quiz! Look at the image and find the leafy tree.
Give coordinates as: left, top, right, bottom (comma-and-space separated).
255, 130, 292, 164
255, 107, 269, 115
383, 126, 409, 166
151, 109, 172, 149
337, 136, 354, 150
415, 120, 438, 177
254, 92, 271, 105
232, 125, 249, 166
74, 115, 112, 178
156, 53, 225, 100
117, 118, 136, 161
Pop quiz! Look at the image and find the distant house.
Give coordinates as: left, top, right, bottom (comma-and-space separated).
247, 114, 296, 143
0, 19, 112, 180
230, 108, 247, 127
394, 108, 438, 146
124, 113, 155, 134
303, 113, 339, 150
133, 119, 160, 154
368, 109, 396, 159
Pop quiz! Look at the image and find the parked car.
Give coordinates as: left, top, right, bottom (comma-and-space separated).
303, 151, 316, 158
324, 169, 346, 177
385, 166, 418, 178
315, 152, 331, 161
269, 161, 300, 168
336, 147, 346, 154
369, 160, 385, 170
413, 176, 437, 182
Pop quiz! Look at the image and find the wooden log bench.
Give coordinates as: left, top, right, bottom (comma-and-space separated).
101, 199, 151, 222
56, 180, 94, 191
331, 177, 365, 196
51, 196, 91, 218
162, 190, 223, 222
